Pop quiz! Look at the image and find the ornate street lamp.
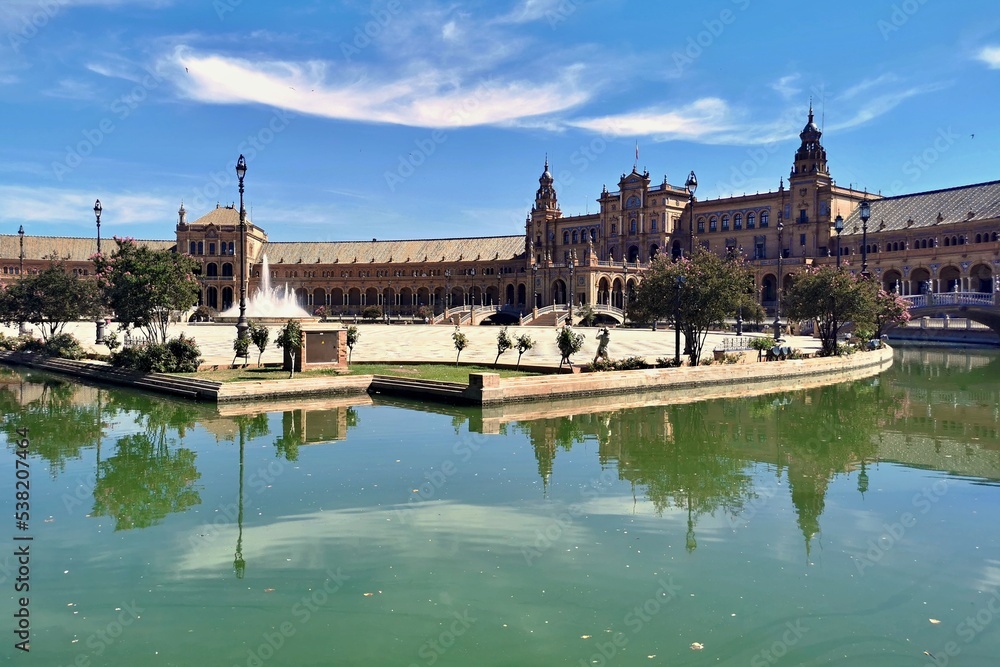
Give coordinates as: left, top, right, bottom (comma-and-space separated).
17, 225, 28, 335
622, 261, 628, 320
470, 268, 477, 308
94, 200, 105, 343
444, 269, 452, 310
834, 214, 845, 268
859, 196, 871, 277
773, 217, 784, 340
685, 170, 698, 257
235, 155, 249, 341
531, 264, 538, 309
735, 245, 744, 336
568, 257, 575, 325
674, 275, 686, 365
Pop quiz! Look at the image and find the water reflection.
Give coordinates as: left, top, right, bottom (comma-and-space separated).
2, 349, 999, 546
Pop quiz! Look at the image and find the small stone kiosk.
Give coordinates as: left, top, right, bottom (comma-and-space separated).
283, 325, 349, 373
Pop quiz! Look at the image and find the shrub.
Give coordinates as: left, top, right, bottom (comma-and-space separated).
614, 355, 650, 370
0, 333, 18, 351
655, 357, 682, 368
110, 334, 202, 373
102, 330, 121, 353
722, 352, 742, 365
44, 333, 85, 360
749, 337, 776, 352
313, 305, 327, 320
362, 305, 383, 321
17, 337, 45, 354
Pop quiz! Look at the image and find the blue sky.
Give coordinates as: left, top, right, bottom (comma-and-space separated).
2, 0, 999, 242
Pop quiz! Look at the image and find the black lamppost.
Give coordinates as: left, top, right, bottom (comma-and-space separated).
622, 261, 628, 319
834, 214, 844, 268
235, 155, 249, 341
94, 200, 105, 344
568, 257, 575, 325
674, 275, 686, 365
685, 170, 698, 256
859, 197, 871, 277
470, 268, 477, 307
17, 225, 28, 335
444, 269, 452, 310
735, 246, 744, 336
773, 217, 784, 340
531, 264, 538, 308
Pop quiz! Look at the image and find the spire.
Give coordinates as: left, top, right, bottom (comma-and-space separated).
791, 101, 829, 179
178, 201, 187, 224
535, 157, 558, 211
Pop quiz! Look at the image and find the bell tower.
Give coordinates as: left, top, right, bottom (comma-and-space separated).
527, 158, 562, 265
790, 102, 830, 182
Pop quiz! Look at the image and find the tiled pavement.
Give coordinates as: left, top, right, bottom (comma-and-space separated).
4, 321, 822, 369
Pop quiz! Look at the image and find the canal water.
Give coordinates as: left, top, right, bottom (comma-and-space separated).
1, 348, 998, 666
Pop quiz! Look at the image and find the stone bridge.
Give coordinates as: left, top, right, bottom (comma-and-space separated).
902, 291, 1000, 335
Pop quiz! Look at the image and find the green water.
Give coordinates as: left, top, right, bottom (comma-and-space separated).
2, 349, 1000, 666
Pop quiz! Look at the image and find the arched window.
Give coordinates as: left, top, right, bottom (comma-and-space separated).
189, 241, 196, 254
222, 263, 233, 277
734, 214, 743, 230
209, 242, 216, 255
207, 263, 218, 277
975, 233, 982, 243
591, 229, 597, 242
721, 215, 730, 231
651, 218, 657, 232
709, 217, 718, 232
572, 230, 578, 244
760, 211, 769, 227
958, 236, 965, 245
697, 218, 705, 234
563, 231, 570, 244
197, 241, 204, 255
944, 237, 950, 246
747, 212, 756, 229
630, 219, 637, 234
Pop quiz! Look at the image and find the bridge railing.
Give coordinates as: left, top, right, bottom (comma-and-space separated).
902, 291, 996, 308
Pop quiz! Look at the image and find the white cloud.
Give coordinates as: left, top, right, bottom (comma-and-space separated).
0, 185, 172, 228
567, 98, 735, 141
492, 0, 570, 25
158, 46, 590, 128
771, 74, 801, 100
976, 45, 1000, 69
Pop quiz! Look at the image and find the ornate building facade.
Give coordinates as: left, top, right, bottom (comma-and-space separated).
2, 107, 997, 321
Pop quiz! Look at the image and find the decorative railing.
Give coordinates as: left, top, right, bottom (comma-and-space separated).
903, 291, 996, 308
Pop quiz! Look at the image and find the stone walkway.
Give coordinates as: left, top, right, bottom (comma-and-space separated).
4, 321, 822, 369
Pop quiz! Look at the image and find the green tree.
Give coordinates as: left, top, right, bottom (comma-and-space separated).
514, 333, 534, 369
555, 326, 585, 369
275, 320, 303, 378
631, 251, 753, 365
872, 288, 912, 337
93, 237, 200, 344
494, 327, 513, 366
452, 326, 468, 365
783, 266, 874, 355
248, 321, 270, 367
578, 303, 597, 327
0, 258, 100, 341
362, 305, 383, 321
346, 325, 360, 364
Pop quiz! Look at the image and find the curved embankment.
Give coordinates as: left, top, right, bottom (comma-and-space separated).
0, 346, 893, 406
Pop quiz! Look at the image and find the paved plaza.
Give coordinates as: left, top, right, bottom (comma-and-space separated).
4, 320, 823, 369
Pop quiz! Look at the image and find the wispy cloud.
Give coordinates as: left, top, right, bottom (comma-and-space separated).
158, 46, 590, 128
567, 98, 736, 142
0, 185, 172, 228
826, 82, 948, 132
976, 45, 1000, 69
44, 78, 99, 101
770, 74, 801, 100
491, 0, 571, 25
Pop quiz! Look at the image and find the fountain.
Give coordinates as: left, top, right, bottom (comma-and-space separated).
219, 254, 311, 319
